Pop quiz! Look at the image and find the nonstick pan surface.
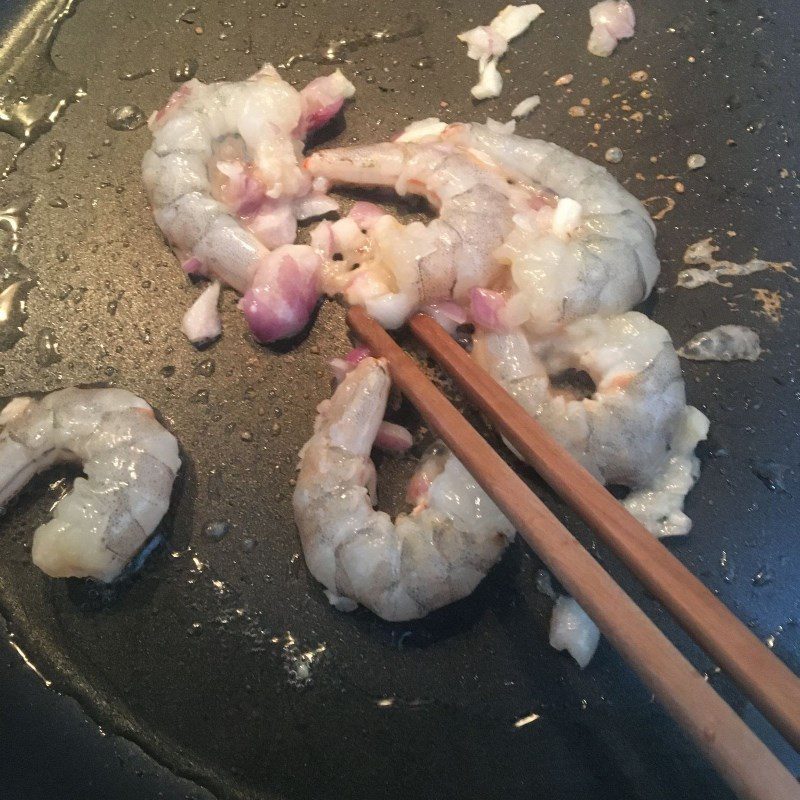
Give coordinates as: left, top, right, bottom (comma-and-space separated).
0, 1, 798, 799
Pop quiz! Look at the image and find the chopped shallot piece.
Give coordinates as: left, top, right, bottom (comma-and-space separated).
329, 346, 371, 383
422, 300, 468, 335
347, 201, 386, 231
239, 245, 320, 343
297, 69, 356, 136
491, 3, 545, 40
182, 281, 222, 346
310, 220, 336, 259
469, 287, 508, 331
345, 346, 370, 366
328, 358, 349, 384
331, 217, 366, 253
375, 421, 414, 453
587, 0, 636, 57
396, 117, 449, 143
471, 58, 503, 100
549, 596, 601, 668
551, 198, 583, 239
459, 4, 544, 100
485, 117, 516, 135
294, 192, 339, 221
511, 95, 541, 118
182, 257, 203, 275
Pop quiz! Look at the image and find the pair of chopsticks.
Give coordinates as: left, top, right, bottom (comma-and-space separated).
347, 306, 800, 800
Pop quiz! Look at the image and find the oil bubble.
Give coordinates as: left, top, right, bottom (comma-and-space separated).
107, 104, 146, 131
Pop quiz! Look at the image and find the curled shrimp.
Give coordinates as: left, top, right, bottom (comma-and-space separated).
305, 120, 658, 333
142, 65, 354, 343
473, 313, 709, 537
293, 357, 515, 621
305, 137, 524, 328
0, 388, 181, 582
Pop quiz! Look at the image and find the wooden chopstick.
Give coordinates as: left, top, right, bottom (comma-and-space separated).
347, 306, 800, 800
408, 311, 800, 754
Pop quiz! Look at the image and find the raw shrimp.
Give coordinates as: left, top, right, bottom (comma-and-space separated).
447, 122, 659, 334
306, 135, 527, 327
0, 388, 180, 582
305, 120, 658, 333
142, 65, 354, 343
293, 357, 515, 621
473, 313, 709, 536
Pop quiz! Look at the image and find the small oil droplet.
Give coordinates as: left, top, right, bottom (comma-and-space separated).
195, 358, 215, 377
119, 67, 156, 81
752, 567, 774, 587
204, 520, 230, 540
0, 199, 33, 253
47, 141, 66, 171
0, 279, 33, 351
170, 59, 198, 82
107, 104, 146, 131
35, 327, 61, 366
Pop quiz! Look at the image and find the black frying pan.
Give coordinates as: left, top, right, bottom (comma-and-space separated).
0, 1, 798, 798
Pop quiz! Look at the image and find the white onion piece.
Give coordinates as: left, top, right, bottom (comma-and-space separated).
549, 596, 600, 669
181, 281, 222, 346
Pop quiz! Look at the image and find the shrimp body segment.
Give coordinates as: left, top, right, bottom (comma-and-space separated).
0, 389, 181, 582
143, 65, 354, 343
293, 357, 515, 621
305, 121, 658, 333
474, 313, 709, 537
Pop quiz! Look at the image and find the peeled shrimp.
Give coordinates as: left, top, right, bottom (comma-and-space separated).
447, 122, 659, 333
473, 313, 685, 487
0, 388, 180, 582
473, 313, 709, 536
305, 120, 658, 333
306, 137, 525, 327
293, 357, 515, 621
143, 65, 354, 343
